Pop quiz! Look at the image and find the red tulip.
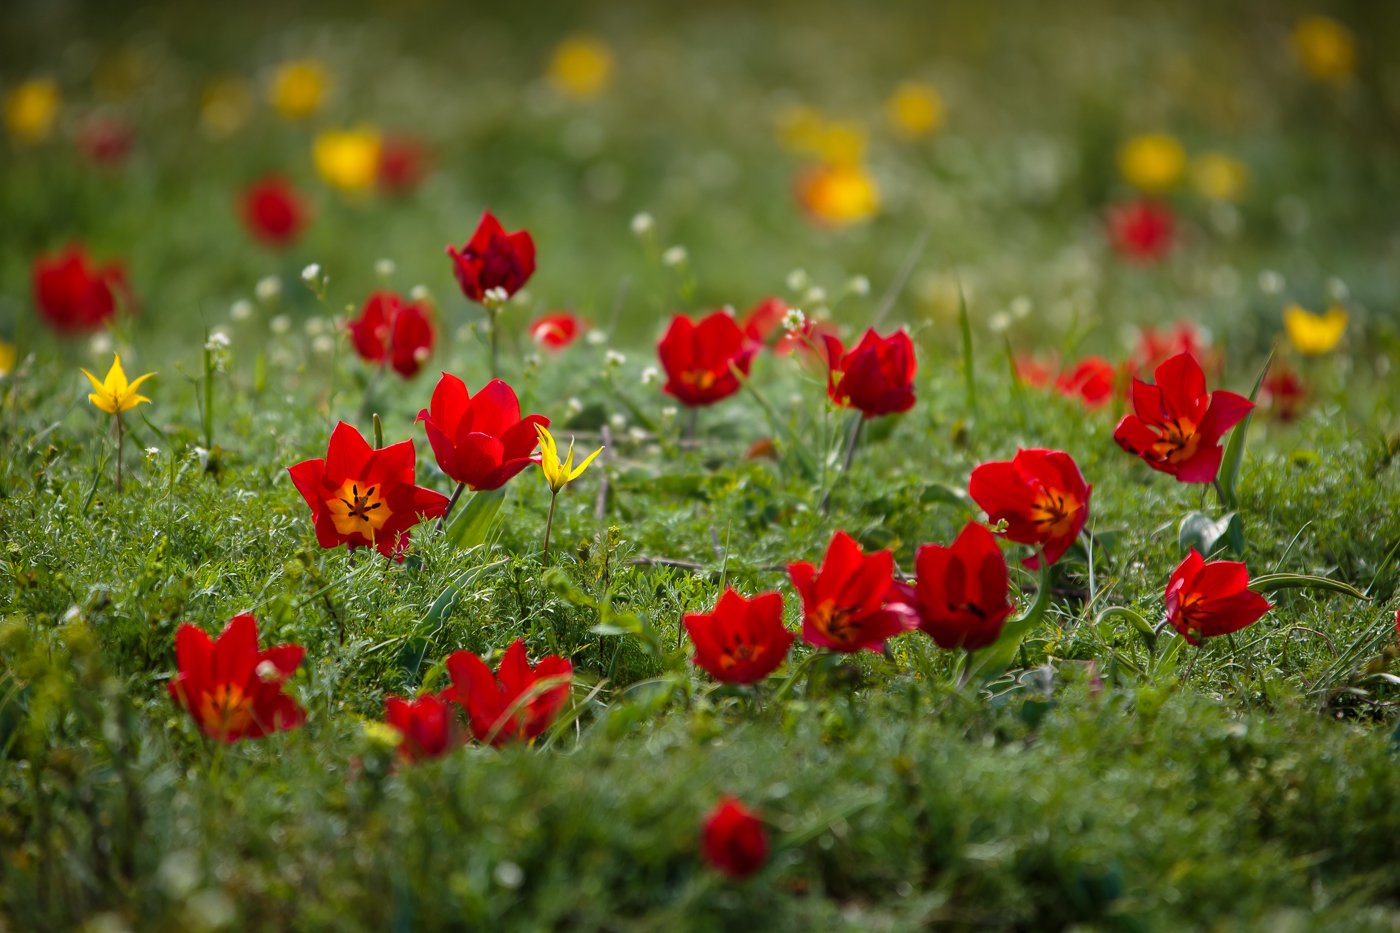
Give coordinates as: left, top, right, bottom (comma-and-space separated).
1260, 367, 1306, 422
822, 328, 917, 418
914, 521, 1015, 652
445, 639, 572, 746
1113, 351, 1253, 484
240, 175, 307, 248
417, 374, 548, 491
77, 115, 133, 166
741, 296, 788, 345
528, 312, 584, 350
968, 448, 1091, 569
684, 589, 794, 684
657, 310, 758, 407
446, 210, 535, 303
788, 530, 911, 653
1014, 354, 1056, 390
384, 692, 460, 762
32, 246, 128, 334
378, 136, 430, 195
701, 796, 769, 879
1107, 200, 1174, 263
287, 421, 450, 558
1130, 321, 1211, 378
1164, 549, 1271, 645
1055, 357, 1117, 408
167, 614, 306, 743
347, 291, 436, 378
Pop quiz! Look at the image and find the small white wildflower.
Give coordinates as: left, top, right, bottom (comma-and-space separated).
786, 268, 809, 292
609, 413, 627, 429
409, 284, 431, 302
304, 317, 325, 337
1258, 269, 1285, 295
847, 275, 870, 297
374, 258, 396, 278
640, 365, 659, 385
782, 308, 807, 333
1010, 295, 1033, 319
630, 212, 654, 236
661, 245, 687, 267
660, 406, 678, 421
255, 660, 282, 683
205, 331, 231, 351
628, 426, 649, 442
270, 314, 291, 335
585, 330, 607, 346
605, 350, 627, 368
230, 299, 254, 321
255, 275, 281, 303
413, 346, 431, 364
301, 263, 322, 283
804, 286, 827, 305
509, 289, 531, 306
493, 861, 524, 890
193, 446, 209, 462
145, 447, 161, 460
482, 286, 509, 309
1326, 276, 1349, 302
524, 352, 542, 369
312, 334, 335, 355
988, 312, 1012, 333
89, 333, 114, 355
566, 397, 584, 416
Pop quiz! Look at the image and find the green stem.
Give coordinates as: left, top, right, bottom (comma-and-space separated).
115, 411, 124, 493
840, 414, 865, 473
438, 482, 467, 532
489, 307, 500, 380
542, 491, 558, 567
372, 412, 383, 449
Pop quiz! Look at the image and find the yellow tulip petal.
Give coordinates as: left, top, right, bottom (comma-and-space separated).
88, 392, 117, 414
567, 446, 605, 482
81, 367, 107, 393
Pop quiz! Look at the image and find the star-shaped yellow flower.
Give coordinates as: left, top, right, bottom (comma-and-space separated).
536, 424, 603, 493
82, 353, 154, 414
1283, 303, 1347, 355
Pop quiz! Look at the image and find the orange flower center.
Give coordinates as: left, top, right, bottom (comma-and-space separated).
720, 637, 766, 670
329, 480, 392, 538
197, 683, 256, 739
1148, 417, 1201, 465
682, 369, 718, 391
1029, 488, 1081, 540
811, 599, 858, 647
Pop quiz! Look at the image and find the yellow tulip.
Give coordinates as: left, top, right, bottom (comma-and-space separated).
547, 35, 615, 100
313, 128, 382, 192
886, 82, 944, 139
1283, 304, 1347, 354
0, 340, 16, 378
1191, 152, 1250, 202
1292, 16, 1355, 84
5, 78, 60, 143
1118, 133, 1186, 194
270, 60, 329, 120
796, 162, 879, 228
776, 107, 867, 165
82, 353, 154, 414
536, 424, 603, 494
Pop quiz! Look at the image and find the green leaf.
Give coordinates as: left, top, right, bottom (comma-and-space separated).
919, 482, 969, 507
1217, 345, 1275, 509
393, 556, 507, 679
958, 282, 977, 416
971, 561, 1051, 684
1248, 573, 1370, 601
445, 487, 507, 550
1178, 511, 1243, 557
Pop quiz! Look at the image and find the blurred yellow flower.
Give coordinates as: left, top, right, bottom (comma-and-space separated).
82, 354, 154, 414
270, 60, 330, 120
201, 77, 254, 139
1118, 133, 1186, 194
547, 35, 615, 100
886, 82, 944, 139
1283, 303, 1347, 354
777, 106, 866, 165
1292, 15, 1355, 84
797, 162, 879, 227
0, 340, 16, 378
5, 78, 60, 143
1191, 152, 1250, 202
313, 128, 382, 192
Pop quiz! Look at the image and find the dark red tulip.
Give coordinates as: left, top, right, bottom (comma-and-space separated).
1164, 549, 1271, 646
1107, 199, 1174, 263
1260, 367, 1306, 422
383, 692, 460, 762
445, 639, 572, 746
417, 374, 548, 491
684, 589, 794, 684
77, 115, 133, 166
1113, 351, 1253, 484
446, 210, 535, 303
701, 796, 769, 879
1055, 357, 1116, 408
657, 310, 758, 407
529, 312, 584, 350
378, 136, 430, 195
167, 614, 306, 743
287, 421, 450, 558
968, 448, 1091, 569
32, 246, 128, 334
240, 175, 307, 249
822, 328, 917, 418
347, 291, 436, 378
914, 521, 1015, 652
788, 530, 911, 653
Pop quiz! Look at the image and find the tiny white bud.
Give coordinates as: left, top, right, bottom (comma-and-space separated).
804, 286, 827, 305
145, 446, 161, 459
90, 333, 114, 355
255, 660, 282, 683
609, 413, 627, 429
605, 350, 627, 368
660, 406, 678, 421
1325, 276, 1349, 302
301, 263, 322, 283
312, 334, 335, 355
413, 346, 431, 363
640, 366, 659, 385
409, 284, 431, 302
786, 268, 809, 292
782, 308, 807, 333
1010, 296, 1033, 319
847, 275, 870, 297
1258, 269, 1285, 295
585, 330, 607, 346
566, 397, 584, 416
304, 317, 325, 337
230, 299, 254, 321
630, 212, 654, 235
627, 427, 649, 442
484, 286, 509, 307
270, 315, 291, 335
661, 245, 687, 267
524, 352, 542, 368
374, 258, 396, 278
255, 276, 282, 303
988, 312, 1012, 333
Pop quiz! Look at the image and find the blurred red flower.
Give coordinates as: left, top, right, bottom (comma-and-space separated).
378, 136, 430, 195
969, 448, 1091, 569
702, 796, 769, 879
446, 210, 535, 303
77, 115, 133, 166
1014, 354, 1056, 390
657, 310, 758, 407
417, 374, 548, 490
822, 328, 917, 418
1129, 321, 1212, 377
1260, 366, 1306, 422
32, 245, 128, 334
914, 521, 1015, 652
445, 639, 572, 746
684, 588, 794, 684
1113, 351, 1253, 484
240, 175, 307, 249
287, 421, 449, 558
788, 530, 911, 653
167, 614, 306, 743
529, 311, 584, 350
384, 692, 460, 762
1164, 549, 1271, 645
347, 291, 435, 378
1107, 199, 1174, 263
1055, 357, 1117, 408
